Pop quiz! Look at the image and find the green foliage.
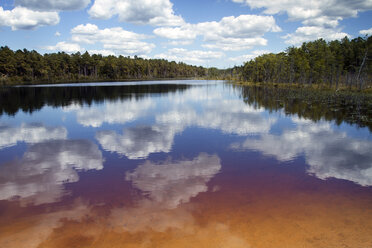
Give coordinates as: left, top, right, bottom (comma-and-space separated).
238, 85, 372, 131
240, 36, 372, 89
0, 47, 207, 85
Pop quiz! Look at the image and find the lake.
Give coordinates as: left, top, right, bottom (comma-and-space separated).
0, 80, 371, 248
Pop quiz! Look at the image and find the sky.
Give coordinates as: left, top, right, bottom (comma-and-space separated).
0, 0, 371, 68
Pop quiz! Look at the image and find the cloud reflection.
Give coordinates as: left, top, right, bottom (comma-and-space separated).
231, 117, 372, 186
156, 101, 276, 135
94, 87, 276, 159
0, 140, 104, 205
126, 153, 221, 209
0, 200, 89, 248
0, 123, 67, 149
109, 153, 221, 232
96, 124, 183, 159
64, 99, 153, 127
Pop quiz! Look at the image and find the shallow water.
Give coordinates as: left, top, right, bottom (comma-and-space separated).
0, 80, 371, 248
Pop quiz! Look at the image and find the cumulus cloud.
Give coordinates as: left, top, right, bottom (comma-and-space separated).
0, 6, 59, 30
201, 37, 267, 51
0, 140, 104, 205
155, 48, 224, 65
15, 0, 91, 11
231, 118, 372, 186
154, 15, 280, 51
70, 23, 155, 55
88, 0, 184, 26
360, 27, 372, 36
228, 50, 270, 63
232, 0, 370, 44
44, 41, 82, 53
232, 0, 372, 25
283, 26, 349, 45
0, 123, 67, 150
88, 49, 115, 56
126, 153, 221, 209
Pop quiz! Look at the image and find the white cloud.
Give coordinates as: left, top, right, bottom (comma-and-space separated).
88, 0, 184, 26
360, 27, 372, 36
15, 0, 91, 11
228, 50, 270, 63
0, 123, 67, 149
126, 153, 221, 209
54, 31, 61, 36
302, 16, 341, 29
88, 49, 115, 56
70, 23, 155, 55
0, 6, 59, 30
154, 15, 280, 51
44, 41, 82, 53
199, 15, 281, 40
231, 118, 372, 186
166, 40, 194, 46
232, 0, 370, 44
155, 48, 224, 65
0, 140, 104, 205
154, 24, 197, 40
283, 26, 349, 45
202, 37, 267, 51
232, 0, 372, 25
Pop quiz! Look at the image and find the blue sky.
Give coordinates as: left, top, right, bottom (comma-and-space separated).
0, 0, 371, 68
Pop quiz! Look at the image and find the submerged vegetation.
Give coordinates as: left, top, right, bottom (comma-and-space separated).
0, 47, 207, 85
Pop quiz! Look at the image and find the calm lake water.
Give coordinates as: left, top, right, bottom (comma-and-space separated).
0, 80, 371, 248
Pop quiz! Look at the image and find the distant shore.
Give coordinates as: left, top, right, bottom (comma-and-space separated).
0, 77, 202, 87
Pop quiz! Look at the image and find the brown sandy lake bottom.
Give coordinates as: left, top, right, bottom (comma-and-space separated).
0, 80, 371, 248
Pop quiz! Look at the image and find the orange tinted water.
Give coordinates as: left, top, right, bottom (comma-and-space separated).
1, 156, 371, 248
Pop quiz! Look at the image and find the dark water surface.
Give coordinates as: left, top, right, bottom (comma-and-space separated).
0, 80, 371, 248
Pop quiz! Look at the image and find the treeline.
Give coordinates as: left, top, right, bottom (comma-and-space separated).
0, 47, 207, 85
240, 36, 372, 89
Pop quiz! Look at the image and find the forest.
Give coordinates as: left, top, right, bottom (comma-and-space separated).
0, 36, 371, 87
0, 47, 207, 85
239, 36, 372, 89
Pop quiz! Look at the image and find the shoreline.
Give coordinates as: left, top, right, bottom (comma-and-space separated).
0, 77, 204, 87
229, 80, 372, 94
